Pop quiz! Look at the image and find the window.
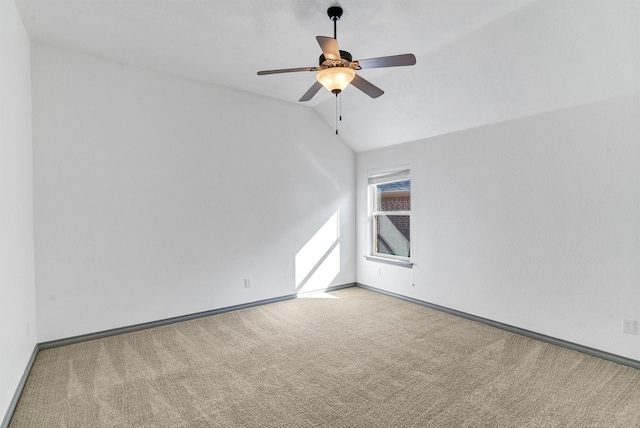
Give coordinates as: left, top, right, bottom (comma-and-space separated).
368, 170, 411, 265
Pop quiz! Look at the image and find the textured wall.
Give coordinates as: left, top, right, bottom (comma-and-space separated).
357, 94, 640, 361
31, 44, 356, 342
0, 0, 36, 421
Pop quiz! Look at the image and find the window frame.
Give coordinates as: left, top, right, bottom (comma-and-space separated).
367, 170, 413, 267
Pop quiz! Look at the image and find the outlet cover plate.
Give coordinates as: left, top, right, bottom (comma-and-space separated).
622, 319, 637, 335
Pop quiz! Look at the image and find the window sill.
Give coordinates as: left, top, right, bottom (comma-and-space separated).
364, 255, 413, 268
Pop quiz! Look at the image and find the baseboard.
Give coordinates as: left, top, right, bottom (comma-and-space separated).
1, 344, 39, 428
38, 283, 356, 350
356, 283, 640, 371
301, 282, 356, 294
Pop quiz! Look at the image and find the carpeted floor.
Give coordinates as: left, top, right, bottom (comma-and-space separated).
9, 287, 640, 427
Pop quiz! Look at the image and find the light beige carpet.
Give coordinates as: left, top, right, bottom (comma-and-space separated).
9, 287, 640, 427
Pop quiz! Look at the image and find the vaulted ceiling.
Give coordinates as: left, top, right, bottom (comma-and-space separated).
14, 0, 639, 152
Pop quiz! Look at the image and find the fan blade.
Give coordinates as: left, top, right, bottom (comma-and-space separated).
350, 74, 384, 98
355, 54, 416, 69
316, 36, 341, 61
257, 67, 319, 75
299, 81, 323, 102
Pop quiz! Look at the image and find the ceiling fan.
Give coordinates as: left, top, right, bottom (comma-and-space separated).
257, 6, 416, 102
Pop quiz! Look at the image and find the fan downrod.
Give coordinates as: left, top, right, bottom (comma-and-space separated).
327, 6, 343, 39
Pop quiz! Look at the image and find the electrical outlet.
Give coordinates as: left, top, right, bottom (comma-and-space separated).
622, 319, 637, 335
375, 268, 381, 276
244, 278, 252, 288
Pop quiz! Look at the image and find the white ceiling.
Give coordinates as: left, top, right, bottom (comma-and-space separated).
14, 0, 640, 152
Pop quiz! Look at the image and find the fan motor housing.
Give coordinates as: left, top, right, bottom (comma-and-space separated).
319, 50, 353, 67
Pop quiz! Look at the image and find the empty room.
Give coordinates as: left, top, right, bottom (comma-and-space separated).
1, 0, 639, 426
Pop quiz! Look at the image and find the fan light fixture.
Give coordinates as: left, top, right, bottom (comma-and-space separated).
316, 67, 356, 94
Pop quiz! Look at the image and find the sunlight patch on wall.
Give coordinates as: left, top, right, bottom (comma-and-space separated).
297, 243, 340, 294
295, 211, 340, 294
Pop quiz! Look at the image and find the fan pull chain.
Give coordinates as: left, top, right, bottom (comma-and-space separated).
335, 93, 339, 135
333, 93, 344, 135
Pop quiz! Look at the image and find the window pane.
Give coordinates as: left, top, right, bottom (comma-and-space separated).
375, 214, 410, 257
375, 179, 411, 212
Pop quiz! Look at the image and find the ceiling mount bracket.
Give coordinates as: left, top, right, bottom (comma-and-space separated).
327, 6, 343, 21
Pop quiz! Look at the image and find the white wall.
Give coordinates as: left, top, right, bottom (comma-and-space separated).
0, 0, 37, 421
356, 93, 640, 360
32, 43, 355, 343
